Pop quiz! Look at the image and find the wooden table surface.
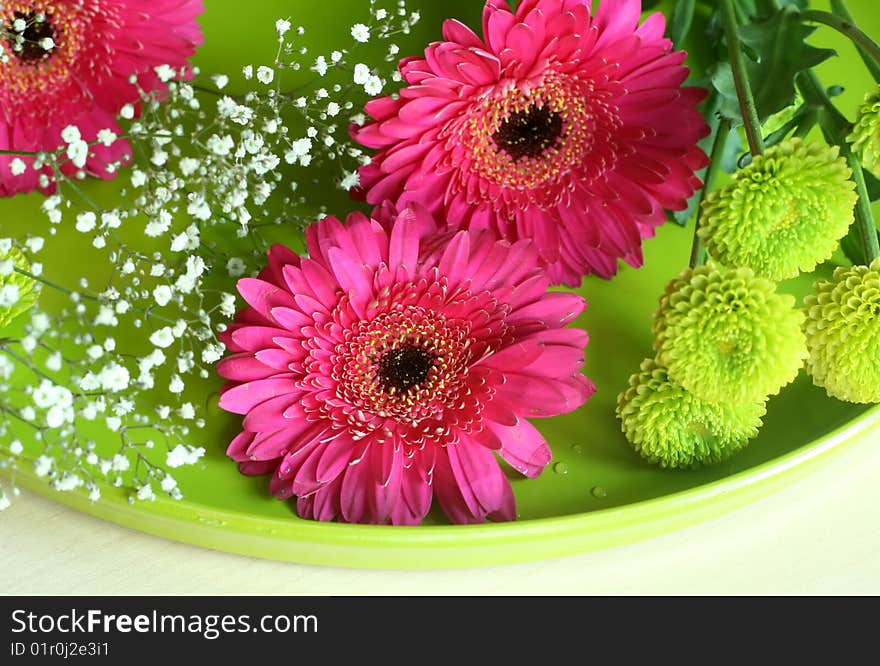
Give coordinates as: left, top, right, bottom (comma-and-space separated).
2, 426, 879, 595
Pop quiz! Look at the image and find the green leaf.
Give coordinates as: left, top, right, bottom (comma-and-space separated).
670, 0, 696, 48
864, 169, 880, 202
709, 63, 742, 125
738, 7, 836, 121
840, 221, 879, 266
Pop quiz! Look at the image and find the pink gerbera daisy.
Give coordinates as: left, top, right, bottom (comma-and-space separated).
351, 0, 709, 286
217, 205, 594, 525
0, 0, 203, 196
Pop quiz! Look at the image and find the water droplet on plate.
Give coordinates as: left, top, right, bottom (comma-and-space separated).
591, 485, 607, 499
553, 462, 569, 475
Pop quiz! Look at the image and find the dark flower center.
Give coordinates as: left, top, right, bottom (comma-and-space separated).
493, 105, 563, 160
6, 11, 56, 64
376, 343, 436, 393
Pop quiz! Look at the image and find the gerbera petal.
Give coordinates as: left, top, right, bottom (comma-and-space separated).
218, 377, 297, 415
447, 440, 508, 517
486, 417, 552, 478
433, 446, 484, 524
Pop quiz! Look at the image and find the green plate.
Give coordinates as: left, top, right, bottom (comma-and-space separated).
3, 0, 880, 569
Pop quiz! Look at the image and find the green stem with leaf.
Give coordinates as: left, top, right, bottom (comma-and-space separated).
800, 9, 880, 73
797, 69, 880, 264
829, 0, 880, 83
720, 0, 765, 155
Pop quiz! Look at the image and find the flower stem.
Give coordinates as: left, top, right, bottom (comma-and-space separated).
801, 9, 880, 74
797, 70, 880, 264
720, 0, 765, 156
689, 120, 731, 268
829, 0, 880, 83
847, 151, 880, 263
13, 267, 97, 301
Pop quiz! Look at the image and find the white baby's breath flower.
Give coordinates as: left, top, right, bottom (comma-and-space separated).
66, 140, 89, 168
256, 66, 275, 84
149, 327, 175, 349
275, 18, 291, 36
179, 157, 199, 176
98, 362, 130, 391
136, 483, 156, 501
353, 63, 370, 85
364, 75, 384, 96
313, 56, 328, 76
168, 374, 185, 394
120, 103, 135, 119
111, 454, 130, 471
101, 211, 121, 229
351, 23, 370, 43
145, 209, 172, 237
0, 284, 20, 307
97, 129, 117, 146
34, 456, 53, 477
201, 342, 225, 364
61, 125, 81, 143
55, 473, 83, 491
226, 257, 246, 277
75, 212, 96, 233
153, 285, 173, 307
94, 305, 118, 326
130, 169, 146, 187
166, 444, 203, 468
155, 64, 176, 82
9, 158, 26, 176
219, 292, 236, 318
206, 134, 234, 156
340, 170, 360, 190
45, 351, 63, 372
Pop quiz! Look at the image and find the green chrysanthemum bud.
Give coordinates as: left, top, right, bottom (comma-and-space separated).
653, 263, 807, 404
0, 246, 39, 328
848, 86, 880, 178
617, 358, 766, 469
698, 138, 856, 280
803, 259, 880, 403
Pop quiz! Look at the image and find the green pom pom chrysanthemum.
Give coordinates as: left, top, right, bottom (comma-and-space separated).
698, 138, 856, 280
653, 263, 807, 404
0, 246, 40, 328
848, 86, 880, 178
804, 259, 880, 404
617, 359, 766, 468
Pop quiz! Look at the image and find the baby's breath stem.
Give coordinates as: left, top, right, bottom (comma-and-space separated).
689, 119, 731, 268
721, 0, 765, 156
13, 267, 97, 301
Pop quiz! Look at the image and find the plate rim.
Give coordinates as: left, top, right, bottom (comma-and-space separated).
6, 401, 879, 569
